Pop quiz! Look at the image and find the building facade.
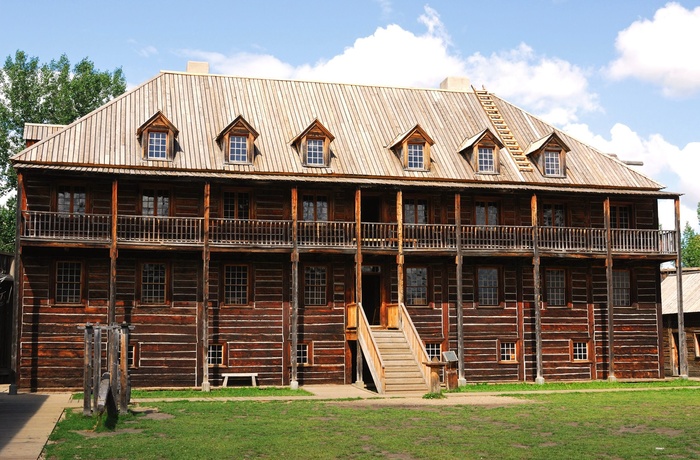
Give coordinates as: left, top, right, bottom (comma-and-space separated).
11, 64, 680, 391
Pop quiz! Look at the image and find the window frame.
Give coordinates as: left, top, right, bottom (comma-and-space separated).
301, 193, 330, 221
611, 204, 634, 229
222, 264, 251, 306
612, 269, 631, 307
55, 184, 88, 214
541, 202, 567, 227
571, 340, 590, 362
207, 343, 227, 367
137, 111, 178, 162
146, 130, 169, 160
474, 199, 500, 226
403, 198, 430, 224
498, 339, 519, 364
425, 343, 442, 361
476, 144, 498, 174
295, 342, 313, 366
303, 265, 329, 306
405, 266, 430, 307
221, 189, 252, 220
543, 149, 563, 176
544, 268, 568, 308
406, 142, 426, 170
140, 187, 171, 217
476, 267, 502, 307
138, 261, 170, 306
53, 260, 85, 306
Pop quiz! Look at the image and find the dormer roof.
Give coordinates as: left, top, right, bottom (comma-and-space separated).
136, 110, 179, 140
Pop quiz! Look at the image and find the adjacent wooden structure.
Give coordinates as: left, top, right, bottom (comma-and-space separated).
10, 64, 681, 391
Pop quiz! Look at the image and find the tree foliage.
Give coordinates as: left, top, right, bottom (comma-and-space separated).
0, 50, 126, 252
681, 203, 700, 267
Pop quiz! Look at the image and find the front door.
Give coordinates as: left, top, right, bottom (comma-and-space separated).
362, 271, 382, 326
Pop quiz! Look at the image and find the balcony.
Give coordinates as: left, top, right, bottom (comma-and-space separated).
19, 211, 678, 256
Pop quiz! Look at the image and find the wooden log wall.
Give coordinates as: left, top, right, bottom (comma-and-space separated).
664, 313, 700, 378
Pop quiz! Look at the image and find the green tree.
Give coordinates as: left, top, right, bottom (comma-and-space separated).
0, 50, 126, 251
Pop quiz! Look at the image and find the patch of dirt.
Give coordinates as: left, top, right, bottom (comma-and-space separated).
654, 427, 683, 437
539, 442, 558, 448
75, 428, 143, 438
130, 406, 174, 420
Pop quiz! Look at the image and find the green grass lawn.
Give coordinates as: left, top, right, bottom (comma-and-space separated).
48, 387, 700, 459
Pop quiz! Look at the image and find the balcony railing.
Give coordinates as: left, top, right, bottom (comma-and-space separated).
19, 211, 678, 256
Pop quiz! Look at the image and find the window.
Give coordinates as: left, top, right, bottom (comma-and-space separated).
302, 195, 328, 221
544, 150, 562, 176
223, 191, 250, 219
694, 333, 700, 358
546, 269, 566, 306
404, 199, 428, 224
477, 268, 499, 306
499, 341, 517, 363
57, 186, 86, 214
542, 203, 566, 227
425, 343, 441, 361
207, 344, 224, 366
406, 267, 428, 306
612, 270, 630, 306
296, 343, 310, 365
306, 139, 325, 166
147, 131, 168, 159
128, 345, 137, 368
142, 189, 170, 216
224, 265, 249, 305
475, 201, 499, 225
478, 147, 495, 173
304, 266, 327, 305
141, 263, 167, 304
228, 135, 248, 163
407, 143, 425, 169
611, 205, 631, 229
572, 341, 589, 361
56, 261, 82, 304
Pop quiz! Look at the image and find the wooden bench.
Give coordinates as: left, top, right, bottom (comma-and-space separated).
220, 372, 258, 387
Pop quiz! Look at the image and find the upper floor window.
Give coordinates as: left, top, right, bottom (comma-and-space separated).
292, 119, 334, 168
459, 128, 502, 174
475, 200, 499, 225
141, 262, 168, 305
217, 116, 259, 165
404, 198, 428, 224
56, 261, 82, 304
406, 267, 428, 306
224, 264, 249, 305
142, 189, 170, 216
477, 267, 500, 306
542, 203, 566, 227
223, 191, 250, 220
137, 111, 178, 161
57, 186, 86, 214
612, 270, 630, 306
304, 266, 327, 306
544, 150, 562, 176
611, 205, 631, 229
389, 124, 434, 172
302, 194, 328, 221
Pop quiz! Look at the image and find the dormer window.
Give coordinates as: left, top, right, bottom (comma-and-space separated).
136, 111, 178, 161
217, 115, 259, 165
389, 124, 434, 172
459, 128, 503, 175
291, 119, 334, 168
524, 132, 570, 178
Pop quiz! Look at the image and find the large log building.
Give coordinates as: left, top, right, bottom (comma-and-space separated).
10, 62, 682, 392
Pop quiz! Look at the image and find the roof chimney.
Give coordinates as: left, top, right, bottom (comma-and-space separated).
186, 61, 209, 74
439, 77, 472, 92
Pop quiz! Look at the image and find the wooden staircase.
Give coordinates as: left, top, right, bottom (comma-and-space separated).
474, 88, 533, 172
371, 328, 429, 393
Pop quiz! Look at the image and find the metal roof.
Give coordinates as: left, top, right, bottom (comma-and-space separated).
662, 270, 700, 315
13, 70, 669, 193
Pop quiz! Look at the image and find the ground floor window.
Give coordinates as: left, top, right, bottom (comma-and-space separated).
56, 261, 82, 304
425, 343, 441, 361
612, 270, 631, 306
498, 340, 517, 363
406, 267, 428, 306
545, 268, 566, 306
208, 344, 225, 366
477, 267, 499, 306
304, 266, 327, 306
141, 262, 168, 304
224, 264, 249, 305
296, 343, 311, 365
572, 341, 589, 361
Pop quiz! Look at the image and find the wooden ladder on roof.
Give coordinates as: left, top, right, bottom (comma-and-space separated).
474, 88, 533, 172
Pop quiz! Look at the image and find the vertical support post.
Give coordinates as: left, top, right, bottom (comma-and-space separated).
531, 194, 544, 384
201, 182, 211, 392
354, 188, 363, 385
10, 172, 25, 394
93, 325, 101, 411
674, 196, 688, 378
83, 324, 93, 415
109, 325, 119, 402
119, 323, 129, 413
397, 190, 404, 308
455, 193, 466, 386
604, 196, 616, 381
108, 179, 118, 325
290, 187, 299, 390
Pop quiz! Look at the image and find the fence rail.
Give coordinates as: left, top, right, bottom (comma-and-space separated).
19, 211, 678, 255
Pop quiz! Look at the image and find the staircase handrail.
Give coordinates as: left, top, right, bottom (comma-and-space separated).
356, 302, 386, 394
398, 302, 431, 387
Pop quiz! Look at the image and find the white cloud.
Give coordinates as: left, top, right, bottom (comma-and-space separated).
137, 46, 158, 58
607, 2, 700, 96
374, 0, 392, 15
466, 44, 600, 125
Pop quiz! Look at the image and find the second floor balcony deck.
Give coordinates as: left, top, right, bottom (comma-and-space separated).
19, 211, 678, 257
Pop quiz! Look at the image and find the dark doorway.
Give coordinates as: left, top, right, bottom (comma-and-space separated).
362, 272, 381, 326
361, 196, 381, 222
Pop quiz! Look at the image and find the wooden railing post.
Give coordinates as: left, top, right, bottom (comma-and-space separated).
531, 194, 544, 384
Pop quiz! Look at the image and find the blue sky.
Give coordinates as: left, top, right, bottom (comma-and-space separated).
2, 0, 700, 229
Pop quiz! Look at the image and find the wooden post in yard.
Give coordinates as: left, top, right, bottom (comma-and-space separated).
355, 188, 363, 385
290, 187, 299, 390
108, 179, 118, 325
531, 194, 544, 384
397, 190, 404, 308
83, 323, 93, 415
201, 182, 211, 392
455, 193, 466, 386
93, 325, 101, 411
119, 322, 130, 413
9, 172, 25, 394
604, 197, 616, 381
674, 196, 688, 378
